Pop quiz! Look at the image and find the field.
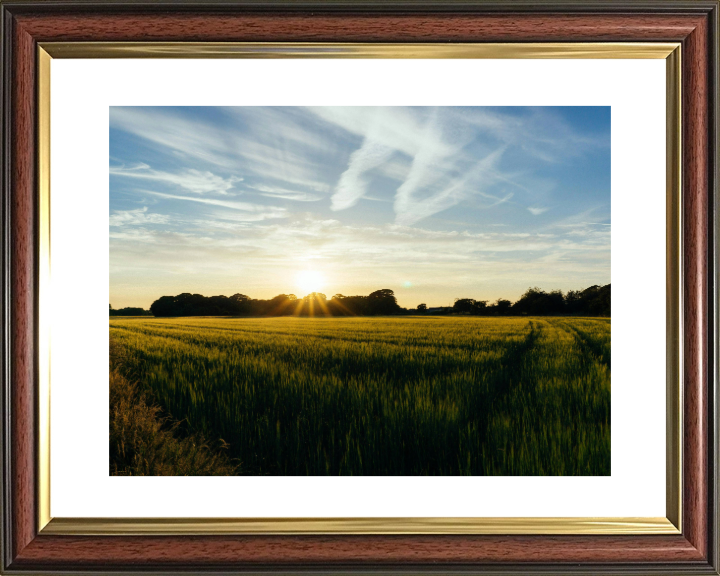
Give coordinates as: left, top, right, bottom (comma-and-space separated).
109, 316, 610, 476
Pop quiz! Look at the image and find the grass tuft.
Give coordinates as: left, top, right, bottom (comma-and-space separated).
109, 343, 239, 476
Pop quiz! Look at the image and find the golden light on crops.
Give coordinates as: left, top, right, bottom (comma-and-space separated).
296, 270, 325, 295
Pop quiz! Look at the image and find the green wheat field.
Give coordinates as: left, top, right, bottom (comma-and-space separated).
109, 316, 610, 476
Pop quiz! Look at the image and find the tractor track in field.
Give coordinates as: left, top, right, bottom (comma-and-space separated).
551, 320, 610, 371
474, 321, 542, 448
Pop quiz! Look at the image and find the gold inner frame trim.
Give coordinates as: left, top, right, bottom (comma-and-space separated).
40, 41, 679, 59
43, 516, 678, 536
37, 46, 51, 533
36, 42, 683, 536
665, 45, 683, 531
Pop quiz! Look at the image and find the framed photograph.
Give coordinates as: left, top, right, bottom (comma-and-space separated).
1, 1, 717, 574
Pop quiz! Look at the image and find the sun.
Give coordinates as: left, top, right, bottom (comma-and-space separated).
296, 270, 326, 295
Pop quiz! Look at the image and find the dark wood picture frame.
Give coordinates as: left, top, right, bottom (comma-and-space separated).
1, 1, 718, 573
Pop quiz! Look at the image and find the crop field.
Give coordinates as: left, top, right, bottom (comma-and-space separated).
109, 316, 610, 476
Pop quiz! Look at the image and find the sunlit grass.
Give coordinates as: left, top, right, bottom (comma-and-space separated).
109, 316, 610, 475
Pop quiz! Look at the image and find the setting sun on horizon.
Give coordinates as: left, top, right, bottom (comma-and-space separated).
296, 270, 326, 296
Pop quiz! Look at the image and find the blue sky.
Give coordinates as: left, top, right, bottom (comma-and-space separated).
110, 106, 610, 309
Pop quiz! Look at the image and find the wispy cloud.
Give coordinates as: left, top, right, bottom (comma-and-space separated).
332, 140, 396, 210
395, 145, 507, 226
110, 213, 609, 305
550, 206, 609, 228
110, 107, 239, 168
247, 184, 324, 202
316, 107, 588, 225
110, 206, 170, 227
528, 207, 549, 216
460, 107, 609, 163
111, 164, 242, 195
110, 107, 334, 194
487, 192, 514, 208
142, 190, 287, 221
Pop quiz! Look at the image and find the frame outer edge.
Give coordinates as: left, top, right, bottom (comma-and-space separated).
1, 3, 11, 574
1, 3, 718, 573
708, 0, 720, 574
10, 6, 37, 566
0, 0, 719, 13
683, 8, 711, 561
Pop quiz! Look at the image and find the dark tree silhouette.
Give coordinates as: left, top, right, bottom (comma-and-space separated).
493, 299, 512, 315
367, 289, 401, 315
147, 284, 610, 318
296, 292, 328, 316
453, 298, 488, 315
260, 294, 297, 316
564, 284, 610, 316
512, 287, 565, 316
110, 306, 151, 316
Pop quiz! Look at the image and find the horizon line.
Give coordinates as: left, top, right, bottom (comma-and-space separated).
110, 282, 611, 311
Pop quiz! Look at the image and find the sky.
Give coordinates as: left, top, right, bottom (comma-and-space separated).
109, 106, 610, 310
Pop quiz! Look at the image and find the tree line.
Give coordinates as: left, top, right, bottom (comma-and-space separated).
148, 289, 402, 318
109, 304, 152, 317
142, 284, 610, 318
450, 284, 610, 317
